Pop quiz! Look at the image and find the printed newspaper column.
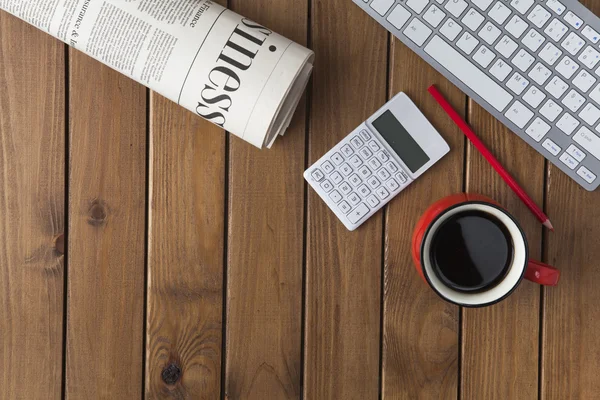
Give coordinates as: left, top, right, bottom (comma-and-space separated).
0, 0, 314, 148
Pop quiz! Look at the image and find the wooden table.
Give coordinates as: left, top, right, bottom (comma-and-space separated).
2, 0, 600, 398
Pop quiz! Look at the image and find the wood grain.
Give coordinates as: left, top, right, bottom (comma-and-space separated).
303, 2, 386, 398
224, 0, 307, 399
541, 3, 600, 398
461, 104, 545, 399
381, 41, 464, 399
65, 51, 146, 398
0, 12, 65, 400
145, 96, 225, 399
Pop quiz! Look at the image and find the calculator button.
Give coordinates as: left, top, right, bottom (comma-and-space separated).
386, 178, 400, 192
559, 152, 578, 169
341, 144, 354, 157
377, 168, 391, 180
368, 158, 382, 170
349, 155, 363, 168
339, 182, 352, 195
321, 161, 334, 174
396, 172, 408, 184
348, 192, 361, 206
349, 174, 363, 187
330, 152, 344, 165
368, 141, 381, 152
311, 169, 324, 182
347, 203, 370, 224
360, 129, 372, 140
377, 151, 390, 162
366, 195, 380, 207
330, 171, 343, 184
577, 166, 597, 183
387, 162, 399, 173
357, 184, 371, 198
358, 165, 372, 178
338, 200, 352, 214
367, 176, 381, 189
567, 144, 586, 162
350, 136, 364, 149
320, 180, 334, 192
376, 186, 390, 199
329, 190, 342, 203
359, 147, 373, 160
340, 163, 353, 176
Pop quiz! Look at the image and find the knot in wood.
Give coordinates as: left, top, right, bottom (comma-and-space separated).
53, 234, 65, 255
161, 363, 181, 385
88, 200, 107, 226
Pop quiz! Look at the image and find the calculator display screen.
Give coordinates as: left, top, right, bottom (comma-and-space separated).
372, 110, 430, 173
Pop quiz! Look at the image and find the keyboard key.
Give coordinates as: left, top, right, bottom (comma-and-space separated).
538, 42, 562, 65
540, 99, 563, 122
580, 103, 600, 125
590, 84, 600, 105
359, 147, 373, 160
473, 0, 494, 12
349, 155, 362, 168
506, 15, 529, 39
495, 35, 519, 58
527, 5, 552, 28
582, 26, 600, 44
574, 126, 600, 160
367, 176, 381, 189
407, 0, 429, 14
368, 158, 382, 170
490, 59, 513, 81
562, 89, 586, 112
330, 171, 343, 184
350, 136, 364, 148
555, 56, 579, 79
424, 5, 447, 28
462, 8, 485, 31
564, 11, 583, 30
376, 186, 391, 199
525, 117, 551, 141
331, 152, 344, 165
573, 70, 597, 93
528, 63, 552, 85
577, 166, 597, 183
366, 195, 380, 207
523, 86, 547, 108
489, 2, 511, 25
479, 21, 502, 44
511, 0, 534, 15
370, 0, 395, 16
542, 138, 562, 156
311, 169, 325, 182
578, 47, 600, 70
457, 32, 480, 54
546, 0, 565, 15
445, 0, 468, 18
347, 203, 370, 224
561, 32, 585, 56
512, 49, 535, 72
474, 45, 496, 68
338, 200, 351, 214
505, 100, 534, 128
545, 18, 568, 42
368, 141, 380, 152
386, 178, 401, 192
507, 72, 530, 95
404, 18, 433, 46
440, 18, 463, 41
349, 173, 362, 187
377, 168, 391, 180
341, 144, 354, 157
329, 190, 342, 203
387, 4, 412, 29
348, 192, 362, 206
522, 29, 545, 52
556, 113, 579, 135
424, 36, 514, 112
358, 165, 371, 178
559, 152, 579, 169
357, 184, 371, 198
339, 181, 352, 195
359, 130, 371, 140
546, 76, 569, 98
567, 144, 586, 162
320, 179, 334, 192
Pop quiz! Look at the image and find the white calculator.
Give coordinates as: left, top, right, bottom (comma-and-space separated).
304, 92, 450, 231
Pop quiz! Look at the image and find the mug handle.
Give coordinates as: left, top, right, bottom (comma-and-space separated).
525, 260, 560, 286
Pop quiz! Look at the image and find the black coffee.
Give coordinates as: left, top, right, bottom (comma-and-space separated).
429, 210, 514, 293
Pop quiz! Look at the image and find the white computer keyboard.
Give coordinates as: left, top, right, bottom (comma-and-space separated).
354, 0, 600, 191
305, 93, 449, 230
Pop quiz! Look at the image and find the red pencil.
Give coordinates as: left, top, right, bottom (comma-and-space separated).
428, 85, 554, 231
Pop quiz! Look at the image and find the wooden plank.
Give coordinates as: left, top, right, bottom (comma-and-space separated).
381, 41, 464, 398
303, 3, 386, 398
542, 1, 600, 398
65, 51, 146, 397
224, 0, 307, 398
0, 13, 65, 399
461, 101, 545, 396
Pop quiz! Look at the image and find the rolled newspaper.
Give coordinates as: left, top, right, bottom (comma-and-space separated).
0, 0, 314, 148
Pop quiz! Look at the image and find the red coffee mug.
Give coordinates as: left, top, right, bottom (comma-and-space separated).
412, 193, 560, 307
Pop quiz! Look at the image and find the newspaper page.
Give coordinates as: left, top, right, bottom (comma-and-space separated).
0, 0, 314, 148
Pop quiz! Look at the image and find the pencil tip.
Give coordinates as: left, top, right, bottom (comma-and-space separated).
543, 220, 554, 231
